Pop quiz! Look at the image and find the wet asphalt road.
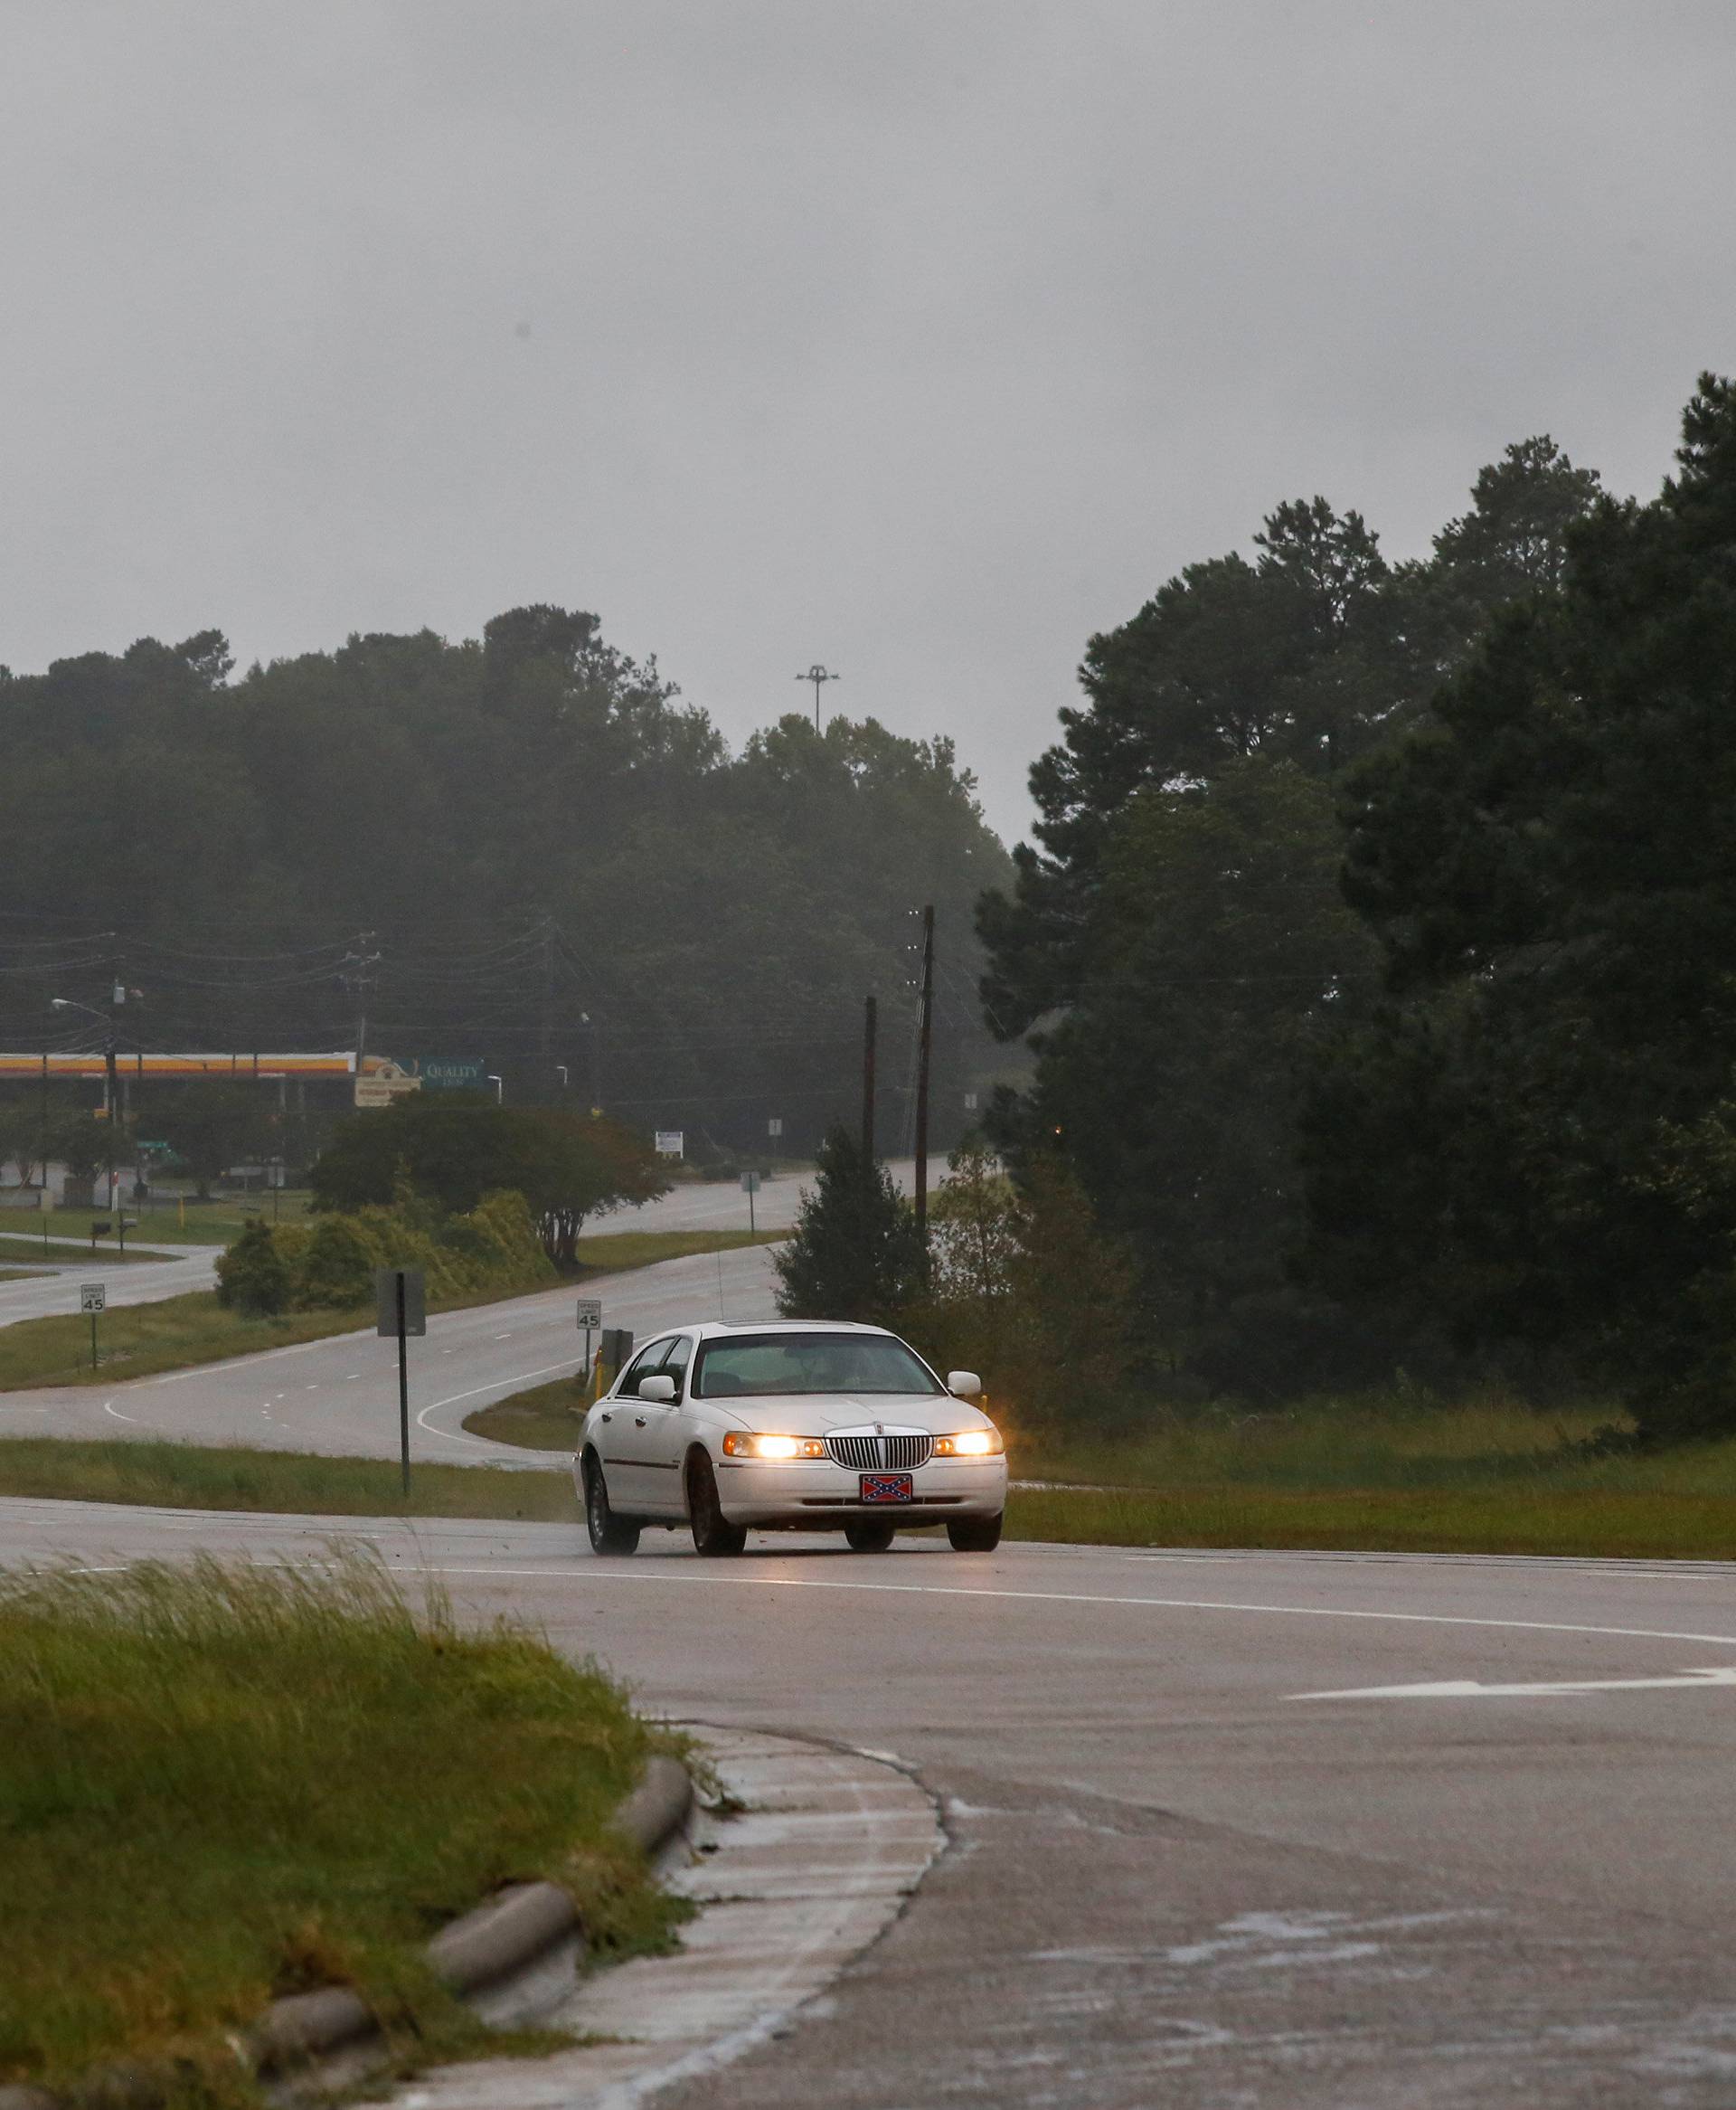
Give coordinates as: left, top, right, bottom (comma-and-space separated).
6, 1497, 1735, 2108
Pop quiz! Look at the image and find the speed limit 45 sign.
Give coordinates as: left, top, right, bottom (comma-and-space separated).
80, 1282, 106, 1314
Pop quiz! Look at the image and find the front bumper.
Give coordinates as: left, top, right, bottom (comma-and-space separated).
715, 1453, 1007, 1527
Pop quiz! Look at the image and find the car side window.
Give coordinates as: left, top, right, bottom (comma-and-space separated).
617, 1339, 672, 1398
660, 1335, 693, 1399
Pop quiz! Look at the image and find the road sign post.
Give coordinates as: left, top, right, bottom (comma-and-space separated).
575, 1295, 602, 1384
80, 1281, 105, 1370
741, 1168, 760, 1235
375, 1267, 427, 1495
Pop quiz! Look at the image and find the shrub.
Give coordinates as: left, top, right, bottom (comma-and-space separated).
295, 1216, 379, 1309
213, 1221, 290, 1316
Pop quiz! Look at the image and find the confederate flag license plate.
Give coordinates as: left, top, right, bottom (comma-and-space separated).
860, 1472, 914, 1504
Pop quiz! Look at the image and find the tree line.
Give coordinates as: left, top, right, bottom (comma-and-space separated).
967, 375, 1736, 1444
0, 608, 1010, 1156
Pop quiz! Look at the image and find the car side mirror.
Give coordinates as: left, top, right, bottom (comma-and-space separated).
947, 1370, 982, 1399
637, 1373, 677, 1404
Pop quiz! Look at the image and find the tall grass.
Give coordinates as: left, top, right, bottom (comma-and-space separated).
0, 1551, 675, 2100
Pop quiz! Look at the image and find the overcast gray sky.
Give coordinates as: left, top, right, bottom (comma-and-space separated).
4, 2, 1731, 840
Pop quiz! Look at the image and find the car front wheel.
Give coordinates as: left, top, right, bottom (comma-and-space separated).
687, 1451, 748, 1557
844, 1519, 896, 1553
585, 1460, 641, 1556
947, 1513, 1003, 1553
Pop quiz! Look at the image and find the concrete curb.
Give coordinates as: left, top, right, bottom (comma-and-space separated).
2, 1756, 695, 2110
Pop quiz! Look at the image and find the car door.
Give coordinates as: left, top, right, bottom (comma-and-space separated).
596, 1338, 675, 1511
638, 1333, 695, 1500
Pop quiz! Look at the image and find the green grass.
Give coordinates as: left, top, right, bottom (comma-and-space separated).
465, 1377, 588, 1452
0, 1233, 179, 1266
571, 1225, 782, 1273
1003, 1396, 1736, 1559
0, 1439, 579, 1519
31, 1192, 316, 1246
0, 1552, 681, 2103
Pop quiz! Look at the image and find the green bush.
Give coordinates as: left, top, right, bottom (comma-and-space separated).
222, 1190, 557, 1315
294, 1216, 380, 1309
212, 1221, 290, 1316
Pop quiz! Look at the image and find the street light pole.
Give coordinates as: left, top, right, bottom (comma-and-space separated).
486, 1074, 504, 1104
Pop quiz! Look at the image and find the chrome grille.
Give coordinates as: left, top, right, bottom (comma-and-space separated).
825, 1431, 932, 1471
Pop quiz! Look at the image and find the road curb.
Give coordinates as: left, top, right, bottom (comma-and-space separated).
0, 1756, 694, 2110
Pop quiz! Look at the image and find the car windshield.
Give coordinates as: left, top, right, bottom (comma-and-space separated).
693, 1332, 941, 1400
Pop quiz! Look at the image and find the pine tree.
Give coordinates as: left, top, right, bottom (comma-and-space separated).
773, 1125, 921, 1322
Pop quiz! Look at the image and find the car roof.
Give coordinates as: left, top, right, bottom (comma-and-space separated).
655, 1320, 899, 1342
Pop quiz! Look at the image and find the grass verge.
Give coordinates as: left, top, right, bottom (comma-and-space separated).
0, 1551, 682, 2105
0, 1227, 778, 1392
29, 1194, 317, 1246
465, 1377, 586, 1452
0, 1290, 410, 1392
0, 1234, 178, 1266
572, 1225, 782, 1273
0, 1438, 577, 1519
1006, 1397, 1736, 1559
1004, 1483, 1736, 1560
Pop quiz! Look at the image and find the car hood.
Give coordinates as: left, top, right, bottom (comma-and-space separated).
703, 1392, 992, 1437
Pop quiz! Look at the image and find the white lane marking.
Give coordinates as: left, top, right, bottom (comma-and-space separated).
412, 1358, 589, 1448
147, 1326, 370, 1384
392, 1564, 1736, 1651
102, 1399, 137, 1424
492, 1331, 512, 1339
1294, 1667, 1736, 1700
305, 1384, 319, 1391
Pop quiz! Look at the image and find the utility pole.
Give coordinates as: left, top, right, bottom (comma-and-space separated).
105, 978, 121, 1249
39, 1051, 49, 1254
913, 905, 934, 1248
796, 663, 840, 734
862, 994, 877, 1161
582, 1010, 602, 1114
341, 933, 381, 1065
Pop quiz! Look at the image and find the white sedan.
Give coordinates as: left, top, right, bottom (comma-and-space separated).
574, 1319, 1007, 1556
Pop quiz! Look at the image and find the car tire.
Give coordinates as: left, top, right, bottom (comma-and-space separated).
687, 1451, 748, 1557
585, 1459, 640, 1556
844, 1519, 896, 1554
947, 1513, 1003, 1553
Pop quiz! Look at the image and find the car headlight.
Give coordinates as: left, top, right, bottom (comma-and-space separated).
933, 1428, 1003, 1457
721, 1432, 827, 1459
